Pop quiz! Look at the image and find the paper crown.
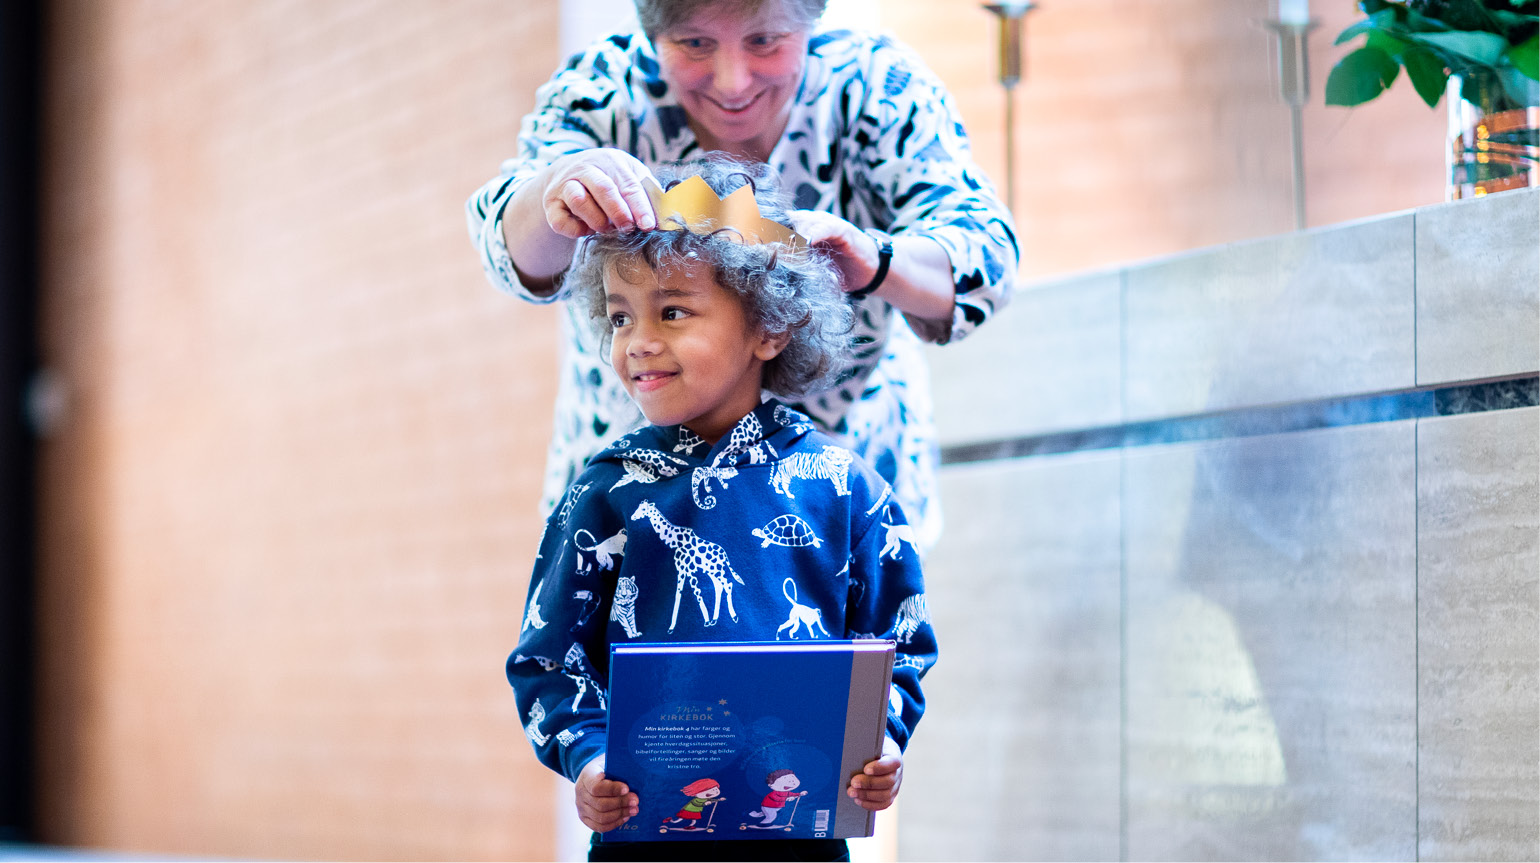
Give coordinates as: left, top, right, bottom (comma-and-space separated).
643, 175, 807, 249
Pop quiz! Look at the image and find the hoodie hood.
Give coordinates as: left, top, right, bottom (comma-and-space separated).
590, 399, 820, 472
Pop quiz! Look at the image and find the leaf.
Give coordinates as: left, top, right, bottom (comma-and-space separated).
1367, 29, 1410, 58
1326, 46, 1402, 105
1402, 6, 1451, 33
1488, 10, 1540, 29
1507, 34, 1539, 81
1404, 45, 1450, 106
1412, 30, 1510, 65
1335, 8, 1400, 45
1497, 64, 1539, 105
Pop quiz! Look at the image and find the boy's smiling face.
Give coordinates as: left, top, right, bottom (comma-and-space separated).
604, 255, 786, 445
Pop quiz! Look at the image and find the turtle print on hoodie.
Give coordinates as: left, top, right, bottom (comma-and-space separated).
466, 28, 1019, 551
507, 401, 938, 783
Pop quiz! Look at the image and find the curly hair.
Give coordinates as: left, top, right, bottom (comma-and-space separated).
567, 153, 853, 399
634, 0, 828, 38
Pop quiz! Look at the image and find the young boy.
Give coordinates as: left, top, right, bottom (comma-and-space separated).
507, 154, 937, 863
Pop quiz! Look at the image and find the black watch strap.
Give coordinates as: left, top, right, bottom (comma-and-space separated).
848, 230, 892, 300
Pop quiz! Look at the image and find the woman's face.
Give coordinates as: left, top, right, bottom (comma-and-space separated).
654, 2, 812, 161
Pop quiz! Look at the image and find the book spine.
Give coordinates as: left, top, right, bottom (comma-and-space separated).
832, 643, 896, 838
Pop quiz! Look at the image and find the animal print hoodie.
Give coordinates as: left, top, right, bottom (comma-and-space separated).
508, 399, 938, 784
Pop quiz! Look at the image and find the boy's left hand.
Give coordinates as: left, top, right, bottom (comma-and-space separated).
847, 736, 903, 811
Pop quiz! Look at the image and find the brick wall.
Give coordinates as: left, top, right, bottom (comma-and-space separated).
882, 0, 1444, 280
37, 1, 562, 858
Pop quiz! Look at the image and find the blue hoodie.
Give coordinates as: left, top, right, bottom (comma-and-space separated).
508, 399, 938, 782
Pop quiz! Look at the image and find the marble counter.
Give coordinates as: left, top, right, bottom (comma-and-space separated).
904, 189, 1539, 861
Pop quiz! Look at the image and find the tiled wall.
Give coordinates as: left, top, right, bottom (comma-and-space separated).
907, 189, 1540, 861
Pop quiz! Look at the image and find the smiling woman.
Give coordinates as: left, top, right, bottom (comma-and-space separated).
648, 2, 814, 160
466, 0, 1018, 553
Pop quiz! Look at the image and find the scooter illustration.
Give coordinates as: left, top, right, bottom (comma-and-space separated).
740, 769, 807, 831
661, 778, 725, 834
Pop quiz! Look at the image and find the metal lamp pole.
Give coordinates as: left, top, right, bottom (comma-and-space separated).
1265, 8, 1318, 230
984, 1, 1034, 216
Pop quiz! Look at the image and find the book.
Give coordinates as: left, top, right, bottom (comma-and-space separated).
602, 639, 896, 843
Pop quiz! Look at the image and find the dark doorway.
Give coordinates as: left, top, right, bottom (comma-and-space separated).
0, 0, 43, 843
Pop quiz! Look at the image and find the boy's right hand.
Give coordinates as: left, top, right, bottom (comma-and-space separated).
576, 755, 639, 833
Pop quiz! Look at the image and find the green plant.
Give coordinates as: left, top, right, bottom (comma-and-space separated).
1325, 0, 1540, 109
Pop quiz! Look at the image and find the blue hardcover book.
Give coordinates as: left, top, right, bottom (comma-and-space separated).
603, 640, 896, 843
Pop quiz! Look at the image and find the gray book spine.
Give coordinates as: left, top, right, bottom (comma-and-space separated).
832, 641, 896, 839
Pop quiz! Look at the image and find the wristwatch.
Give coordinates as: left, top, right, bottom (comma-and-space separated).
848, 229, 892, 301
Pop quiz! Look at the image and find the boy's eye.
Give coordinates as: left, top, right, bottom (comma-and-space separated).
608, 311, 631, 328
662, 307, 689, 321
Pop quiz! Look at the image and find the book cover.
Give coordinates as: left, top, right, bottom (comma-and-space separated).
602, 639, 896, 843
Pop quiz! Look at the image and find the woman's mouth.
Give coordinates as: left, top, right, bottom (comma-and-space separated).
708, 92, 759, 115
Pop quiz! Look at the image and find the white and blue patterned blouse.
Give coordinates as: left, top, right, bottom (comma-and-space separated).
466, 27, 1018, 549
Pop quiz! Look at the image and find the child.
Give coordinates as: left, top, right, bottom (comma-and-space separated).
507, 154, 937, 863
748, 769, 806, 827
664, 778, 725, 831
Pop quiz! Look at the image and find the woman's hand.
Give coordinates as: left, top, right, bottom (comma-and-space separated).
788, 210, 883, 293
502, 148, 660, 293
539, 148, 659, 238
575, 755, 639, 832
789, 209, 957, 325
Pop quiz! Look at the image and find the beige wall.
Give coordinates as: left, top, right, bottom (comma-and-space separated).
37, 1, 563, 858
32, 0, 1451, 859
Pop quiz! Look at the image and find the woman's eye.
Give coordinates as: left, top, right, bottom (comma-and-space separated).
747, 33, 786, 53
675, 37, 711, 54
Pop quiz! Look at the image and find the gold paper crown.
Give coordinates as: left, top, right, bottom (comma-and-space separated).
644, 175, 807, 249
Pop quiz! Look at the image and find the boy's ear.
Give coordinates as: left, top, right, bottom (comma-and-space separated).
755, 329, 791, 361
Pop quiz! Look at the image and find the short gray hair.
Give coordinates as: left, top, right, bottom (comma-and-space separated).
568, 153, 853, 399
634, 0, 828, 37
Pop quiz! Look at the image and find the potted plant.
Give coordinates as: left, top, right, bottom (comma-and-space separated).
1325, 0, 1539, 196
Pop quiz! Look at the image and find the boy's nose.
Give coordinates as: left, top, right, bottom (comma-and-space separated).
626, 323, 663, 356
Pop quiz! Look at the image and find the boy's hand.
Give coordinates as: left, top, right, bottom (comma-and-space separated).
847, 736, 904, 811
576, 756, 639, 832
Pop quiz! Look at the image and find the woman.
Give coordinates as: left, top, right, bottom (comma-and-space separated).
466, 0, 1017, 550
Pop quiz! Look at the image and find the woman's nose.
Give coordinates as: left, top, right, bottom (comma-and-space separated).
712, 49, 752, 99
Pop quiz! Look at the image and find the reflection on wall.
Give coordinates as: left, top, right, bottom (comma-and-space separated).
1126, 424, 1418, 861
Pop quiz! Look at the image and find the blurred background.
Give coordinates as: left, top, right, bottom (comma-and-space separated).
3, 0, 1534, 860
